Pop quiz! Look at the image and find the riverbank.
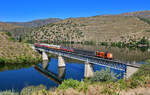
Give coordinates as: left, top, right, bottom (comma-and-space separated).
1, 62, 150, 95
58, 36, 150, 49
0, 32, 42, 64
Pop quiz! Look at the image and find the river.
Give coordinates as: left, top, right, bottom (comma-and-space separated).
0, 45, 149, 92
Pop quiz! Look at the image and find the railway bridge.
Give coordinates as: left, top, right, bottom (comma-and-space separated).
34, 45, 141, 79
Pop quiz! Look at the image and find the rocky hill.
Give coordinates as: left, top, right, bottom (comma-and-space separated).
0, 32, 41, 64
7, 18, 62, 27
26, 13, 150, 44
27, 20, 85, 43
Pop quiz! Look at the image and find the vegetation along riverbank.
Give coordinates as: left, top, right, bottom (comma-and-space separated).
0, 61, 150, 95
0, 32, 41, 64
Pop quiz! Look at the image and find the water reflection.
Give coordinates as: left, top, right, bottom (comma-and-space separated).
58, 67, 66, 79
34, 60, 66, 84
0, 56, 130, 92
42, 60, 49, 69
63, 44, 150, 63
0, 63, 35, 72
34, 66, 63, 84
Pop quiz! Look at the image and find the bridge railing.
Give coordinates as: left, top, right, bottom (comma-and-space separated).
35, 46, 127, 72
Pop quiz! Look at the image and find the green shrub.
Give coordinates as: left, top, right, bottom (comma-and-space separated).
101, 88, 117, 95
111, 42, 116, 47
100, 42, 108, 46
77, 81, 89, 93
129, 63, 150, 88
131, 63, 150, 78
59, 79, 81, 89
4, 32, 12, 37
90, 69, 117, 82
137, 36, 149, 46
117, 79, 130, 90
84, 41, 95, 45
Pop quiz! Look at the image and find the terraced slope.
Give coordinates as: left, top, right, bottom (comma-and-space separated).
0, 22, 23, 31
0, 32, 41, 64
27, 15, 150, 43
120, 10, 150, 19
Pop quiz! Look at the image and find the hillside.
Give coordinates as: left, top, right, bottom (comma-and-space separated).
0, 32, 41, 64
0, 22, 23, 31
7, 18, 62, 27
120, 10, 150, 19
26, 14, 150, 44
0, 22, 32, 41
0, 18, 62, 41
27, 20, 85, 43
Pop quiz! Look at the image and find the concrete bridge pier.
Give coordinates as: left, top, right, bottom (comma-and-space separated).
84, 61, 94, 78
58, 55, 66, 67
124, 66, 139, 79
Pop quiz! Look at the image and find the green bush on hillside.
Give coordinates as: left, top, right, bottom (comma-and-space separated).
84, 41, 95, 45
126, 63, 150, 88
137, 36, 149, 46
100, 42, 108, 46
4, 32, 12, 37
91, 69, 117, 82
59, 79, 81, 89
131, 63, 150, 78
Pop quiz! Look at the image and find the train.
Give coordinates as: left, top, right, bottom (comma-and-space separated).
35, 43, 74, 52
34, 43, 113, 59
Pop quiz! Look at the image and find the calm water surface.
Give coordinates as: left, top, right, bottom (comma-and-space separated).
0, 45, 149, 92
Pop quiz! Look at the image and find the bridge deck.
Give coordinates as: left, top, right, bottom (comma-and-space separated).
35, 46, 141, 72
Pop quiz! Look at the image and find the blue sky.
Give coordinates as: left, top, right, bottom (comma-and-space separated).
0, 0, 150, 22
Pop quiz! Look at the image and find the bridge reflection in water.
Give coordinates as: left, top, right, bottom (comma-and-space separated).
34, 60, 66, 84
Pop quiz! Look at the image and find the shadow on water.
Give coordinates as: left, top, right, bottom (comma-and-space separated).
38, 58, 84, 81
34, 60, 66, 84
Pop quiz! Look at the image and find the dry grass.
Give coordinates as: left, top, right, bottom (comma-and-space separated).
28, 15, 150, 43
0, 32, 41, 63
71, 15, 150, 42
120, 87, 150, 95
0, 22, 23, 31
19, 84, 150, 95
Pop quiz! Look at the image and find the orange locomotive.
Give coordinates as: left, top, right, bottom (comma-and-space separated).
96, 51, 113, 59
